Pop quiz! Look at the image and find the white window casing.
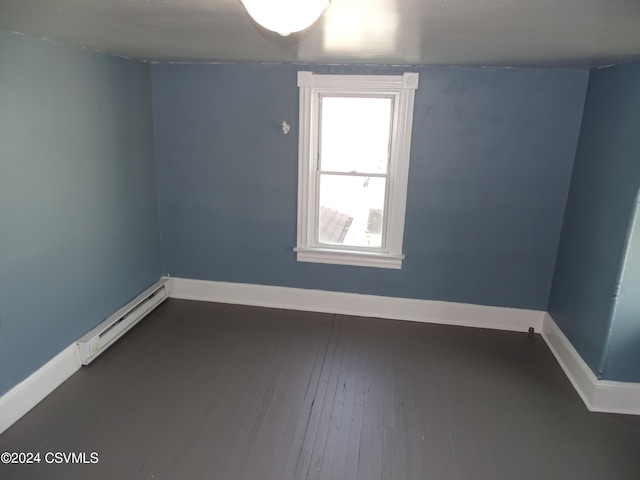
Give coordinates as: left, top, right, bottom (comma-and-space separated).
295, 71, 419, 269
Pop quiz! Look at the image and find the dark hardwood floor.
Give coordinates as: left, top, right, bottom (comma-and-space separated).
1, 299, 639, 479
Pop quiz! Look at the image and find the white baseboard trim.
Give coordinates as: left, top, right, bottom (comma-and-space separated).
168, 277, 545, 332
2, 278, 636, 434
542, 313, 640, 415
0, 343, 81, 434
170, 278, 640, 415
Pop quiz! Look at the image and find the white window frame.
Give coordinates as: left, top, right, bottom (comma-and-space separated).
295, 71, 419, 269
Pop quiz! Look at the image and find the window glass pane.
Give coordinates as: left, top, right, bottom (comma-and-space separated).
318, 174, 385, 248
320, 97, 392, 174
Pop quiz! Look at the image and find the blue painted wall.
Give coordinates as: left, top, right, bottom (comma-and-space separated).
0, 32, 162, 396
548, 60, 640, 382
607, 192, 640, 381
153, 63, 587, 311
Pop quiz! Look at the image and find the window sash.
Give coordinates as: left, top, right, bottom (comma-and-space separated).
314, 172, 389, 250
317, 94, 394, 175
313, 94, 395, 252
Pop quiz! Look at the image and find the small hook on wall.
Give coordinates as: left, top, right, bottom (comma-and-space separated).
281, 120, 290, 134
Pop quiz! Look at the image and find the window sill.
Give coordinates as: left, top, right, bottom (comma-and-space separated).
294, 247, 404, 269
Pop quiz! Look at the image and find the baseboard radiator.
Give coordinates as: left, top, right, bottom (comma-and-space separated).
77, 279, 171, 365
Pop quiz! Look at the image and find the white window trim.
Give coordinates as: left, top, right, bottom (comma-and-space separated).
295, 71, 419, 269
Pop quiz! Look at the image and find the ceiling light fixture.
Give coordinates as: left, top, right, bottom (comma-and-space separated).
241, 0, 330, 37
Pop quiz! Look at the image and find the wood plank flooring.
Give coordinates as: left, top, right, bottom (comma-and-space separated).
1, 299, 639, 480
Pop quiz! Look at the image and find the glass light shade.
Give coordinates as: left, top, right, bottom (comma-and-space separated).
241, 0, 329, 36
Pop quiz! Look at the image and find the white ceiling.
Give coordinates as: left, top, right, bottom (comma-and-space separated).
1, 0, 639, 68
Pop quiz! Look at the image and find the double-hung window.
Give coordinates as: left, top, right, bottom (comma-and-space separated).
295, 71, 419, 269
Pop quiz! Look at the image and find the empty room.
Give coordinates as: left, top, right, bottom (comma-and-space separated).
1, 0, 640, 479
